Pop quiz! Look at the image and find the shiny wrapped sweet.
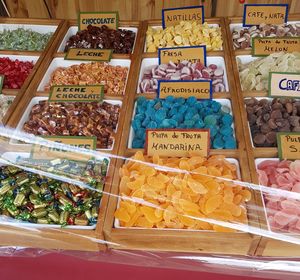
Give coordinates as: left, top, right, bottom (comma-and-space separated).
115, 152, 251, 231
238, 52, 300, 91
257, 160, 300, 233
23, 101, 120, 149
0, 95, 14, 122
232, 23, 300, 49
132, 96, 236, 149
0, 28, 52, 51
146, 21, 223, 52
139, 61, 226, 93
64, 24, 135, 54
45, 62, 128, 96
0, 57, 34, 89
0, 158, 109, 226
245, 98, 300, 147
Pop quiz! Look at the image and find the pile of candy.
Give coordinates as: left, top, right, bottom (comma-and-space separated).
0, 28, 52, 51
115, 152, 251, 231
0, 95, 14, 122
232, 23, 300, 49
0, 57, 34, 89
257, 159, 300, 233
23, 101, 120, 149
245, 98, 300, 147
131, 96, 236, 149
139, 61, 226, 93
0, 157, 109, 226
64, 25, 136, 54
238, 52, 300, 91
146, 21, 223, 52
45, 62, 128, 95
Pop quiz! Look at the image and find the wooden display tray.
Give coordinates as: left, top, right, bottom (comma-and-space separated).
225, 16, 300, 257
0, 20, 145, 251
0, 141, 117, 252
5, 20, 144, 156
103, 18, 263, 255
0, 17, 66, 126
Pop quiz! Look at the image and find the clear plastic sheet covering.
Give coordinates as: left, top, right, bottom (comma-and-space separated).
1, 125, 300, 279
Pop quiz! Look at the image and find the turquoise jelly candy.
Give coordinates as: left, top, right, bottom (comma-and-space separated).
166, 95, 175, 103
184, 119, 195, 128
224, 138, 237, 149
155, 108, 166, 122
132, 119, 141, 131
206, 125, 218, 137
148, 121, 158, 129
136, 128, 146, 139
220, 126, 233, 136
132, 139, 144, 148
187, 96, 197, 105
142, 117, 150, 127
161, 119, 172, 128
213, 137, 225, 149
221, 113, 233, 125
204, 115, 217, 126
137, 96, 146, 105
194, 119, 205, 128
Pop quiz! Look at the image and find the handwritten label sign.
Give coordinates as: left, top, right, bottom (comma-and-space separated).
65, 48, 113, 61
277, 133, 300, 160
252, 37, 300, 56
158, 80, 212, 99
145, 129, 210, 157
49, 85, 104, 102
243, 4, 288, 26
158, 46, 207, 65
0, 75, 4, 94
31, 136, 97, 161
78, 12, 119, 30
268, 72, 300, 98
162, 5, 204, 28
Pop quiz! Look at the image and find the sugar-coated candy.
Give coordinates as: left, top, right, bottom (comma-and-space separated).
0, 158, 109, 226
257, 159, 300, 233
64, 24, 135, 54
0, 95, 14, 122
115, 152, 250, 231
0, 28, 52, 51
0, 57, 34, 89
139, 61, 226, 93
131, 97, 236, 149
23, 101, 120, 149
146, 21, 223, 52
238, 52, 300, 91
245, 98, 300, 147
232, 23, 300, 49
45, 62, 128, 96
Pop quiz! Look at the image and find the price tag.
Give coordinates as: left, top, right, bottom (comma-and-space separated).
65, 48, 113, 62
268, 72, 300, 98
158, 80, 212, 99
277, 133, 300, 160
252, 37, 300, 57
145, 129, 210, 157
0, 75, 4, 94
49, 85, 104, 102
31, 136, 97, 161
243, 4, 288, 26
78, 11, 119, 30
158, 46, 207, 65
162, 5, 204, 28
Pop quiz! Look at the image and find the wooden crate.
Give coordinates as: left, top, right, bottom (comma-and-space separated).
0, 20, 145, 251
103, 18, 263, 255
0, 17, 65, 126
225, 16, 300, 257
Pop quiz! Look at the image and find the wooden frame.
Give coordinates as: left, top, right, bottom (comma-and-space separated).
0, 17, 65, 126
225, 15, 300, 257
103, 18, 263, 255
0, 19, 144, 251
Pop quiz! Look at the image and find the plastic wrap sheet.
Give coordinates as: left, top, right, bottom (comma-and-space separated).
1, 126, 300, 279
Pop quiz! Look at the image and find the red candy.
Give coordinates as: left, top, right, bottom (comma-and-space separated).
0, 57, 34, 89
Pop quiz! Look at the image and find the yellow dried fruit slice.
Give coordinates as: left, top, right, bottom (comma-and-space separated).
187, 178, 207, 194
114, 208, 130, 223
204, 195, 223, 214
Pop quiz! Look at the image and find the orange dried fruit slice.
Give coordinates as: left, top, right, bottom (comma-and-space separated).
187, 178, 207, 194
204, 194, 223, 214
136, 216, 154, 228
140, 206, 163, 223
179, 198, 200, 213
179, 160, 191, 171
178, 214, 197, 227
114, 208, 131, 223
213, 224, 236, 232
239, 189, 252, 202
127, 175, 145, 190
